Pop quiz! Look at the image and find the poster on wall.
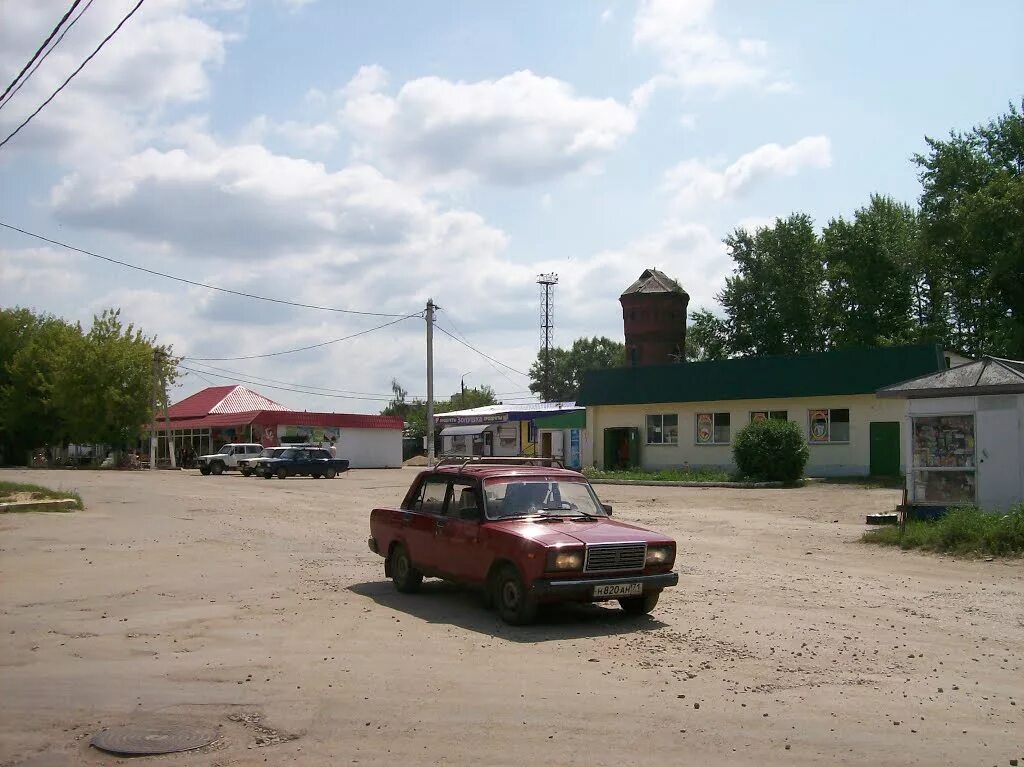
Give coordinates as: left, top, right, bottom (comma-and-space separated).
751, 411, 768, 423
696, 413, 713, 444
809, 410, 829, 443
278, 425, 341, 447
568, 429, 581, 469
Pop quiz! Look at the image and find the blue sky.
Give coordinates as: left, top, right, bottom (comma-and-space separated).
1, 0, 1021, 412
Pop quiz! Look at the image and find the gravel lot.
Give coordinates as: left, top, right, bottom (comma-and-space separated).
1, 468, 1021, 766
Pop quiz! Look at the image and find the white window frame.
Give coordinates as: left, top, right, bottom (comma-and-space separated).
808, 408, 850, 444
695, 412, 731, 445
645, 414, 679, 445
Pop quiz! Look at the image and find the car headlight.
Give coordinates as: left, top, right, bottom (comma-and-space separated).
546, 548, 584, 571
645, 545, 674, 567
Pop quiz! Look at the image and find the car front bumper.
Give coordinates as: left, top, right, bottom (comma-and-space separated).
367, 536, 379, 555
531, 571, 679, 600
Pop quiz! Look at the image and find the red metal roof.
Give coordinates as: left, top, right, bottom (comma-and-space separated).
253, 411, 403, 430
167, 386, 237, 418
211, 387, 287, 413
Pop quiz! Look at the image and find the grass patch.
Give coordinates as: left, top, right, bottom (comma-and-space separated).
820, 475, 905, 489
583, 467, 735, 483
862, 504, 1024, 557
0, 480, 83, 512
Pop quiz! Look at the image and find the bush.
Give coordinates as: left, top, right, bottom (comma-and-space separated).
863, 504, 1024, 557
732, 418, 808, 483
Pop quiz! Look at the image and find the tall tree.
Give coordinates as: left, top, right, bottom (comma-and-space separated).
381, 382, 499, 444
914, 100, 1024, 357
822, 195, 919, 348
528, 336, 624, 401
685, 308, 728, 361
718, 214, 829, 356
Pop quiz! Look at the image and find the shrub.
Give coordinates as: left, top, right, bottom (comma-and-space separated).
732, 418, 808, 483
863, 504, 1024, 557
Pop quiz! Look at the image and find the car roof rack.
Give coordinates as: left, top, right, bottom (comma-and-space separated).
435, 456, 567, 471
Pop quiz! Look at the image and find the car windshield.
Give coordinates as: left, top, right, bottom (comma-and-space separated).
280, 449, 298, 459
216, 444, 232, 454
258, 449, 277, 458
482, 478, 606, 520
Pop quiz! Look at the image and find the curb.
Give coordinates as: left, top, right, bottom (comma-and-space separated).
588, 478, 784, 489
0, 498, 79, 512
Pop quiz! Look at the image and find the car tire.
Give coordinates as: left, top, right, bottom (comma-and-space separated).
276, 467, 288, 480
618, 592, 660, 615
325, 467, 337, 479
199, 466, 211, 476
492, 564, 537, 625
241, 468, 251, 477
262, 472, 272, 479
211, 461, 224, 476
389, 544, 423, 594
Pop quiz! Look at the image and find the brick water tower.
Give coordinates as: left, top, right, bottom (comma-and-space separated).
620, 268, 690, 366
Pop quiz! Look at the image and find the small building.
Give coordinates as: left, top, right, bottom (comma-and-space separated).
578, 345, 949, 476
435, 402, 587, 468
157, 386, 404, 468
620, 268, 690, 366
878, 356, 1024, 511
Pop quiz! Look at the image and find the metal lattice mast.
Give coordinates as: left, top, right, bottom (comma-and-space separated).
537, 273, 558, 402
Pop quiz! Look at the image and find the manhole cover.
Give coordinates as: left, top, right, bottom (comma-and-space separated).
91, 723, 217, 755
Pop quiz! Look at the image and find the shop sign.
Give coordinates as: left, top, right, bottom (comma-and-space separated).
809, 409, 829, 443
435, 413, 509, 426
696, 413, 713, 444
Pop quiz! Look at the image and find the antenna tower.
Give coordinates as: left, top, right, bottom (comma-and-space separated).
537, 273, 559, 402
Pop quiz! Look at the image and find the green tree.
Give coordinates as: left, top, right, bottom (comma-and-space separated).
528, 336, 624, 401
914, 100, 1024, 357
719, 214, 829, 356
382, 381, 499, 445
685, 308, 729, 361
822, 195, 919, 348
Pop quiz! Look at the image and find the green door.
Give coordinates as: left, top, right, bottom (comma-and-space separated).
869, 422, 900, 476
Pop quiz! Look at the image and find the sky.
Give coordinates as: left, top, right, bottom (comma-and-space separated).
1, 0, 1021, 414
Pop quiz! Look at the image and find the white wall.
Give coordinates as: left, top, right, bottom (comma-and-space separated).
337, 428, 402, 469
586, 394, 907, 476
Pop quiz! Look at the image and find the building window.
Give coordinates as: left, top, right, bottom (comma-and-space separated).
750, 410, 788, 423
646, 414, 678, 445
808, 408, 850, 443
696, 412, 730, 444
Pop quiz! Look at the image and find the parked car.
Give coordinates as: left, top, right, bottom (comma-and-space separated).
367, 458, 679, 624
239, 447, 287, 476
259, 447, 350, 479
197, 443, 264, 475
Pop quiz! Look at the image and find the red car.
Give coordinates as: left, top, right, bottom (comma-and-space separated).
368, 459, 679, 624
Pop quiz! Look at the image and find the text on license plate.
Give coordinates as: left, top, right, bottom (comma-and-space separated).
592, 583, 643, 598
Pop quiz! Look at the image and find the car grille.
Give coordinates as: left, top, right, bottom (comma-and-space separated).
584, 543, 647, 573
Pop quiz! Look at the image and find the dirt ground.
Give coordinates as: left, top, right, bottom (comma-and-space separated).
0, 468, 1021, 767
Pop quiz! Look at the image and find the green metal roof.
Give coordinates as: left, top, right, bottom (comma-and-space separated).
578, 344, 945, 406
533, 410, 586, 429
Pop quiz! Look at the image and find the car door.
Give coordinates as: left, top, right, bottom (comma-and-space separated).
400, 474, 451, 573
434, 480, 490, 584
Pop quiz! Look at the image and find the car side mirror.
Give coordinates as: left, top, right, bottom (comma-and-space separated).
602, 503, 613, 516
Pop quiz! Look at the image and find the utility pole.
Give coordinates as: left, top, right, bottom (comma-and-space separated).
426, 299, 436, 466
149, 349, 160, 470
160, 352, 176, 469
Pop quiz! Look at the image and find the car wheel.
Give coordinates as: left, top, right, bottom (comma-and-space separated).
389, 544, 423, 594
199, 466, 211, 476
325, 467, 337, 479
241, 468, 251, 477
277, 467, 288, 480
311, 473, 322, 479
492, 564, 537, 625
618, 592, 660, 616
211, 461, 224, 476
262, 472, 272, 479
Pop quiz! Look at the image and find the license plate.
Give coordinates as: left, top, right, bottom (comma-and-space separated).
592, 583, 643, 598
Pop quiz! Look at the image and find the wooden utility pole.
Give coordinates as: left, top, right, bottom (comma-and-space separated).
160, 352, 176, 469
426, 299, 436, 466
149, 349, 159, 470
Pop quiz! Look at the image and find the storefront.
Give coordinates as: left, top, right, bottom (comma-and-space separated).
879, 356, 1024, 511
435, 403, 584, 460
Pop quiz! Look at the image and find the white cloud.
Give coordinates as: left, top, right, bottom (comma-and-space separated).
601, 7, 614, 23
678, 113, 697, 130
340, 64, 390, 99
632, 0, 792, 99
663, 136, 832, 209
0, 247, 84, 296
341, 69, 637, 186
241, 115, 339, 152
736, 215, 779, 233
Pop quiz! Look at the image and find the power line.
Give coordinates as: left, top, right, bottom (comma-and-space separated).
183, 313, 421, 361
0, 0, 82, 107
0, 0, 145, 150
178, 365, 397, 402
433, 322, 530, 378
0, 0, 96, 112
0, 221, 415, 318
187, 360, 428, 398
435, 310, 530, 390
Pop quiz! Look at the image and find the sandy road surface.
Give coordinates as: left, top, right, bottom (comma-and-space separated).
0, 468, 1021, 766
